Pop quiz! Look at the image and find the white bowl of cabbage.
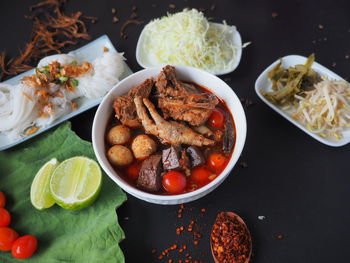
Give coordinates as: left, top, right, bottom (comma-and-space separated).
136, 9, 246, 76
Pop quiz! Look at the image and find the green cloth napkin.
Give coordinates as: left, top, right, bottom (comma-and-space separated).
0, 122, 127, 263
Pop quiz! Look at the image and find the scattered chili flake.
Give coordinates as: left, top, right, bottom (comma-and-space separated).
239, 161, 248, 168
200, 208, 206, 213
211, 212, 251, 263
240, 98, 255, 108
271, 12, 278, 18
193, 240, 199, 245
169, 4, 176, 9
130, 12, 138, 19
223, 77, 231, 83
151, 249, 157, 254
112, 17, 119, 23
277, 234, 283, 239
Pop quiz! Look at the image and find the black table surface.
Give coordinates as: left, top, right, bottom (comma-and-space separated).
1, 0, 350, 262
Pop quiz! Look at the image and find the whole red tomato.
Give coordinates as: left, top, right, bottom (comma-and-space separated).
191, 166, 212, 185
208, 108, 225, 129
162, 171, 187, 194
0, 227, 19, 251
0, 192, 6, 208
0, 208, 11, 227
11, 235, 38, 259
125, 162, 141, 181
208, 153, 227, 172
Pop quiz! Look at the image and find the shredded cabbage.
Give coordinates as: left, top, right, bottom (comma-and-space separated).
142, 9, 241, 73
291, 79, 350, 139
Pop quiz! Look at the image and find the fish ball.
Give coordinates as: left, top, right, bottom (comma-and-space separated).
131, 135, 157, 159
107, 125, 131, 145
107, 145, 134, 166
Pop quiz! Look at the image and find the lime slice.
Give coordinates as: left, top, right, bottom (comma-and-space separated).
50, 156, 102, 210
31, 158, 59, 210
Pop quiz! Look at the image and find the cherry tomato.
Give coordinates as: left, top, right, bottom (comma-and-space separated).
0, 208, 11, 227
0, 227, 19, 251
208, 108, 225, 129
11, 235, 38, 259
191, 166, 212, 185
125, 163, 141, 180
162, 171, 187, 194
208, 153, 227, 172
0, 192, 5, 208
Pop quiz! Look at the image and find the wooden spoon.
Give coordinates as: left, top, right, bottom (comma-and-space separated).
210, 212, 252, 263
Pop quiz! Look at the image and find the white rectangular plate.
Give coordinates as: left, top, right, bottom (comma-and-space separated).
255, 54, 349, 147
0, 35, 133, 151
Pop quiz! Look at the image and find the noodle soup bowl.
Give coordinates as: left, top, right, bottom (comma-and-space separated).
92, 65, 247, 204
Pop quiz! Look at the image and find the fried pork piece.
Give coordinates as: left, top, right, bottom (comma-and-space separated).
134, 97, 215, 146
156, 65, 219, 126
113, 78, 154, 127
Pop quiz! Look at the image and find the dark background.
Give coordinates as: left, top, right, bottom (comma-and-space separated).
1, 0, 350, 262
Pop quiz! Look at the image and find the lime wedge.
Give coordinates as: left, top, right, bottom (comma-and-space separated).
31, 158, 59, 210
50, 156, 102, 210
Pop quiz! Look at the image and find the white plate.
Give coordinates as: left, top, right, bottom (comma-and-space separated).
255, 54, 349, 147
0, 35, 133, 151
136, 22, 242, 75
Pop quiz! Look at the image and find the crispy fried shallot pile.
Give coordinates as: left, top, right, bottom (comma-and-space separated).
0, 0, 95, 80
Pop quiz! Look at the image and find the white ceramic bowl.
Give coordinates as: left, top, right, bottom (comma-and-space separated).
136, 23, 243, 75
92, 65, 247, 204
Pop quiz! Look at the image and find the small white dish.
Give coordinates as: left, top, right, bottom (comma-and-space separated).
92, 65, 247, 205
0, 35, 133, 151
136, 22, 243, 75
255, 54, 349, 147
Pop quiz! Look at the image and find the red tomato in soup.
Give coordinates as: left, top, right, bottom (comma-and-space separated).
0, 227, 19, 251
126, 163, 141, 180
0, 192, 5, 208
11, 235, 38, 259
208, 109, 225, 128
0, 208, 11, 227
191, 166, 212, 185
162, 171, 187, 194
208, 153, 227, 172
